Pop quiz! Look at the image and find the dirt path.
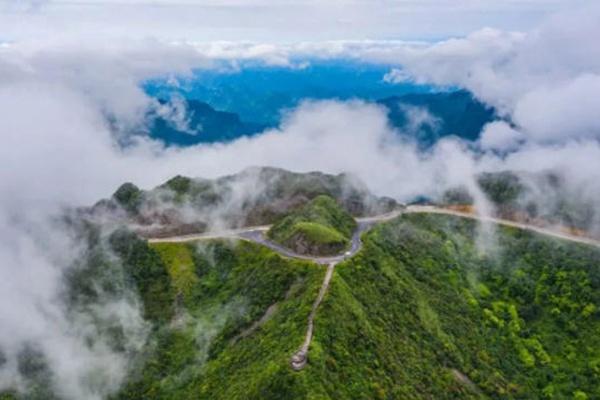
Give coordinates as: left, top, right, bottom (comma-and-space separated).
230, 303, 279, 346
290, 261, 336, 370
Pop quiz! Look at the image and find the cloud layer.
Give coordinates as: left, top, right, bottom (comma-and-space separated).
1, 3, 600, 398
0, 0, 582, 43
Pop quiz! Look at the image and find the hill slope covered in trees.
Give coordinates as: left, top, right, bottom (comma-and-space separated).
2, 193, 598, 400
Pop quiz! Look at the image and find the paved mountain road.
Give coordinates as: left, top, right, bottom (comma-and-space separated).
148, 205, 600, 371
407, 205, 600, 248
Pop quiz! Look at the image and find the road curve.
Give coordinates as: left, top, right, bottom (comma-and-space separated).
147, 209, 404, 371
147, 210, 404, 264
148, 206, 600, 371
148, 206, 600, 250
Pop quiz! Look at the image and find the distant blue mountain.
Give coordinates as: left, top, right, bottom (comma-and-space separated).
146, 91, 496, 147
144, 59, 434, 125
379, 90, 496, 144
148, 99, 266, 146
144, 60, 497, 146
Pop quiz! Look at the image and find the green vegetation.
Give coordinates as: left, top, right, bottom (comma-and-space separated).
442, 171, 524, 210
151, 242, 199, 303
303, 213, 600, 398
4, 210, 600, 399
120, 213, 600, 399
477, 171, 524, 207
268, 195, 357, 255
112, 182, 143, 214
113, 239, 324, 400
442, 171, 597, 233
109, 229, 175, 322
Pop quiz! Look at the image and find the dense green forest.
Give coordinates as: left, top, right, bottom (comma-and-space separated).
267, 195, 357, 256
3, 213, 599, 399
114, 239, 325, 399
305, 214, 600, 399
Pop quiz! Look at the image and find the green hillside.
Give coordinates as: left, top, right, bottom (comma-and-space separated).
114, 239, 325, 400
118, 213, 600, 399
304, 213, 600, 399
3, 212, 599, 399
267, 195, 357, 256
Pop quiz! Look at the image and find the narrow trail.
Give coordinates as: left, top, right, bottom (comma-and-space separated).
148, 205, 600, 371
290, 261, 336, 370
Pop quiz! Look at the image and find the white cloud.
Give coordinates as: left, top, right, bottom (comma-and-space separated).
377, 3, 600, 143
513, 74, 600, 142
1, 2, 600, 398
0, 0, 585, 43
479, 121, 523, 151
383, 68, 412, 83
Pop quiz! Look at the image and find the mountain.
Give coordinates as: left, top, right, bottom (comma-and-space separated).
145, 90, 497, 148
442, 170, 598, 237
379, 90, 497, 144
144, 61, 496, 147
147, 99, 266, 146
118, 213, 600, 399
144, 60, 432, 126
4, 167, 598, 400
88, 166, 397, 238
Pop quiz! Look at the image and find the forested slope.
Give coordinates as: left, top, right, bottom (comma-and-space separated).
3, 213, 598, 400
305, 214, 600, 399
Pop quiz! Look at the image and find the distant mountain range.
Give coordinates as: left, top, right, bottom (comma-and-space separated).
147, 90, 497, 147
378, 90, 496, 144
144, 60, 431, 125
147, 99, 266, 146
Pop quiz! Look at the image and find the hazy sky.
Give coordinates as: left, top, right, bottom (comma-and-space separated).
1, 0, 592, 42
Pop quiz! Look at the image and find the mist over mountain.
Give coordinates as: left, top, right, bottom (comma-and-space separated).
144, 60, 430, 125
2, 2, 600, 399
379, 90, 497, 144
147, 99, 266, 145
4, 167, 600, 399
144, 85, 496, 147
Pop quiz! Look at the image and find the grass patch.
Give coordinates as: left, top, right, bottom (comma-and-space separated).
151, 242, 199, 302
290, 222, 347, 244
268, 195, 356, 255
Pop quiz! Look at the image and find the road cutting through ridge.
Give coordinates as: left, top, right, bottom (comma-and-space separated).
148, 205, 600, 371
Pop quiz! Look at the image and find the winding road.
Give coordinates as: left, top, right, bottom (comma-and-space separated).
148, 205, 600, 371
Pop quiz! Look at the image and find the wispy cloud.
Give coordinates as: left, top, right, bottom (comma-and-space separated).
1, 2, 600, 398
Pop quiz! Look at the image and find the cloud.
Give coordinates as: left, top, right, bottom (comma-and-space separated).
0, 0, 578, 43
0, 58, 491, 395
154, 94, 198, 135
383, 68, 413, 84
1, 3, 600, 398
377, 3, 600, 144
513, 74, 600, 142
479, 121, 523, 151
